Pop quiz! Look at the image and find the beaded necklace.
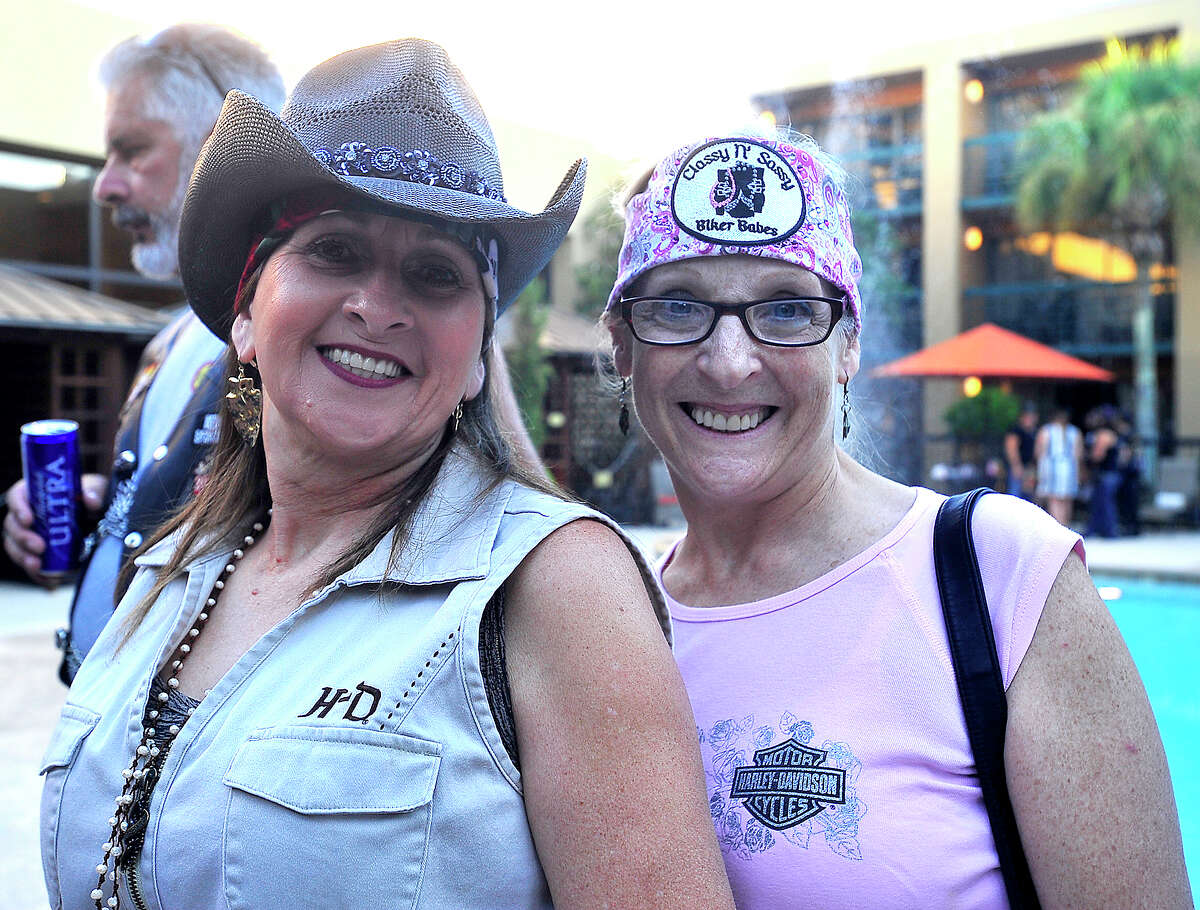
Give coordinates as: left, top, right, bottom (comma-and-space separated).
90, 516, 267, 910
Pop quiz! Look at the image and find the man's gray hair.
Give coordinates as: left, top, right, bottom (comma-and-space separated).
98, 24, 285, 150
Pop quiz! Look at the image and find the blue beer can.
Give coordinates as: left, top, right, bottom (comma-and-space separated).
20, 419, 82, 576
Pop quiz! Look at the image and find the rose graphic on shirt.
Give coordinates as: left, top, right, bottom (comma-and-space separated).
705, 715, 753, 752
709, 747, 748, 790
743, 819, 776, 854
699, 713, 867, 862
780, 713, 815, 745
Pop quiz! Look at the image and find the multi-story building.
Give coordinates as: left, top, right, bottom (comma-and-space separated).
751, 0, 1200, 483
0, 139, 172, 474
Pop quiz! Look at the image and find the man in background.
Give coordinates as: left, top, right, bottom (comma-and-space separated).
3, 25, 285, 682
1003, 401, 1039, 501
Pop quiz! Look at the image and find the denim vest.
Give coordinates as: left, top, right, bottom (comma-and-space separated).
41, 449, 669, 910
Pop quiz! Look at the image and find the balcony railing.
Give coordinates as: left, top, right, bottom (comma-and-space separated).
961, 131, 1020, 208
1, 258, 181, 291
963, 278, 1175, 356
837, 142, 923, 218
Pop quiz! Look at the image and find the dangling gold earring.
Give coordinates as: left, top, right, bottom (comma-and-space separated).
452, 400, 464, 435
227, 361, 262, 447
618, 378, 630, 437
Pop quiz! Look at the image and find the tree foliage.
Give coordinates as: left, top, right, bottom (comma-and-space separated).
1013, 37, 1200, 477
852, 209, 921, 355
506, 277, 552, 449
1015, 37, 1200, 248
573, 183, 627, 320
943, 387, 1020, 440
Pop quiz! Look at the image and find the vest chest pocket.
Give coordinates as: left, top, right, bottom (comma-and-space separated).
39, 704, 101, 910
221, 725, 441, 910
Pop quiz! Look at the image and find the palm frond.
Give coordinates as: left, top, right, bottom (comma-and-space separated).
1014, 36, 1200, 245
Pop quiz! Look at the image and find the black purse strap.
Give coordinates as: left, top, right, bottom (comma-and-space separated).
934, 488, 1041, 909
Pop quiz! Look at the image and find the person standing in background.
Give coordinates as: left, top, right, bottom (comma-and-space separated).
1115, 410, 1143, 536
1035, 406, 1083, 527
1085, 406, 1122, 539
1003, 402, 1039, 501
3, 25, 285, 684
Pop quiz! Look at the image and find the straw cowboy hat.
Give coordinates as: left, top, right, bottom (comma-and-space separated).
180, 37, 586, 336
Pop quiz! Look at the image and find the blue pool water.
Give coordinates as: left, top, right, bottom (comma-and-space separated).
1095, 575, 1200, 902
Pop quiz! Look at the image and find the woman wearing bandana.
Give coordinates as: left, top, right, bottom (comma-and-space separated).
604, 131, 1190, 908
39, 40, 735, 910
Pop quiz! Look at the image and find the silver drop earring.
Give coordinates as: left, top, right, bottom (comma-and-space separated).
841, 381, 851, 440
618, 378, 630, 437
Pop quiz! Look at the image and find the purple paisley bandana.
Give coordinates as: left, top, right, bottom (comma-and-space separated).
608, 136, 863, 333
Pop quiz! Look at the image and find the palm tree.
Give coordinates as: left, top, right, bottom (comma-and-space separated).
1014, 37, 1200, 481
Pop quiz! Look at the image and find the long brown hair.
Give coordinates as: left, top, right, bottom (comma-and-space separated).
115, 264, 563, 643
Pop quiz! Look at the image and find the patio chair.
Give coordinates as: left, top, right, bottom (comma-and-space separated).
1140, 454, 1200, 527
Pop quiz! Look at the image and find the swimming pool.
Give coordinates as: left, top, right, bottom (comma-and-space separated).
1096, 575, 1200, 902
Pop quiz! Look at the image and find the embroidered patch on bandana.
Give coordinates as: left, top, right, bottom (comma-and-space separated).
671, 139, 807, 247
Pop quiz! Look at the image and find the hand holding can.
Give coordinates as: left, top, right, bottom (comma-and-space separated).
19, 420, 82, 577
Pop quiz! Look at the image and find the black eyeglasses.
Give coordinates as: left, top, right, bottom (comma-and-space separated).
619, 295, 845, 347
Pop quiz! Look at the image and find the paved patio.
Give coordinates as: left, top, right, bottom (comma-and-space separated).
0, 584, 68, 910
1082, 531, 1200, 581
624, 525, 1200, 583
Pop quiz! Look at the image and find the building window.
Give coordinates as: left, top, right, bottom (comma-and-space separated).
0, 142, 180, 308
51, 341, 123, 472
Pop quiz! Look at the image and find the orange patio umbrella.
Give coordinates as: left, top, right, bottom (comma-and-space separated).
870, 323, 1114, 382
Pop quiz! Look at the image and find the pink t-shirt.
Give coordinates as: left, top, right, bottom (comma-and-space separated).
662, 488, 1083, 910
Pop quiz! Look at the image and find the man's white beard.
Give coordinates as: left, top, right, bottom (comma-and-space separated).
130, 220, 179, 280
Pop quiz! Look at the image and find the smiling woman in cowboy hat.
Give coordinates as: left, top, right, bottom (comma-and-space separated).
40, 40, 734, 910
603, 130, 1190, 908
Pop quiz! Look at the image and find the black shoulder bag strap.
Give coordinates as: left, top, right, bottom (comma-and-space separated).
934, 488, 1042, 909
